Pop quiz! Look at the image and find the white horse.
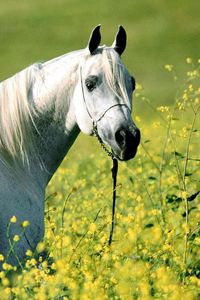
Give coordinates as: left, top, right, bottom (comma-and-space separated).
0, 25, 140, 266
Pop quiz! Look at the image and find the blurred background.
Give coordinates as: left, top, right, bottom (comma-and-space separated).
0, 0, 199, 156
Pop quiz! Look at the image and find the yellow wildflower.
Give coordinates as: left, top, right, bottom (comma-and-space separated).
157, 106, 170, 112
26, 249, 33, 257
194, 237, 200, 245
194, 97, 199, 105
21, 220, 30, 228
13, 235, 20, 242
188, 84, 193, 92
88, 222, 97, 234
37, 242, 45, 253
0, 254, 4, 261
136, 83, 143, 91
186, 57, 192, 64
2, 263, 13, 271
182, 191, 188, 199
164, 64, 173, 71
2, 277, 9, 287
182, 223, 190, 234
10, 216, 17, 223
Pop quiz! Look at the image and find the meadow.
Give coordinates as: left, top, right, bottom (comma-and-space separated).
0, 0, 200, 299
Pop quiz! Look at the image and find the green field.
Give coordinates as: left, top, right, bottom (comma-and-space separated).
1, 0, 200, 106
0, 1, 200, 299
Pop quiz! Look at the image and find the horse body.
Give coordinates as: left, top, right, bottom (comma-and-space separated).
0, 26, 140, 266
0, 165, 44, 264
0, 55, 81, 264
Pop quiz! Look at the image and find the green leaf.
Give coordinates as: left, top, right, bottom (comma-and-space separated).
187, 191, 200, 202
148, 176, 157, 180
129, 177, 134, 183
166, 194, 182, 204
174, 151, 184, 158
145, 223, 154, 228
185, 172, 192, 177
182, 206, 197, 217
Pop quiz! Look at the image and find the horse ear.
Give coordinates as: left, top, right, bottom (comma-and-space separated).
88, 25, 101, 54
112, 25, 127, 56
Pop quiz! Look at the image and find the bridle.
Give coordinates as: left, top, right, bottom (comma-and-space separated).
79, 66, 130, 160
79, 65, 131, 245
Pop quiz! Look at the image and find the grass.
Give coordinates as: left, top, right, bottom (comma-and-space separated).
0, 0, 199, 106
0, 1, 200, 299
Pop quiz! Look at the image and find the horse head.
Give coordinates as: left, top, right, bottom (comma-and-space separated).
73, 25, 140, 161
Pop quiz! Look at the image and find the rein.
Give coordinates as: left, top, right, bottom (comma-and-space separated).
80, 66, 121, 245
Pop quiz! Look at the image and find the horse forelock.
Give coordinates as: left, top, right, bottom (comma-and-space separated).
84, 47, 131, 105
101, 47, 131, 108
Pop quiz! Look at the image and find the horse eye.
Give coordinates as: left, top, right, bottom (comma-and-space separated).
131, 76, 136, 91
86, 81, 95, 92
85, 76, 98, 92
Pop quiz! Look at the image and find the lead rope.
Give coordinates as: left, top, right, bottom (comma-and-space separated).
80, 66, 118, 246
92, 123, 118, 245
109, 158, 118, 245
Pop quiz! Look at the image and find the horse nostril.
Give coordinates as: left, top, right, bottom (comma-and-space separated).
115, 129, 126, 146
115, 127, 141, 148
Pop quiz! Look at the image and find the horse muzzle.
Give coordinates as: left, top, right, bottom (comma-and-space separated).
113, 126, 141, 161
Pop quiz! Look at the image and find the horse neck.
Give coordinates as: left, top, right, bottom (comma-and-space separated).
31, 51, 83, 184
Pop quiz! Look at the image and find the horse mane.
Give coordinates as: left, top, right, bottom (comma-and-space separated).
0, 64, 40, 168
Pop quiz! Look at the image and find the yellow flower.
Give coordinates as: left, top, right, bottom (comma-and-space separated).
194, 237, 200, 245
182, 191, 188, 199
2, 277, 9, 287
151, 209, 158, 216
26, 249, 33, 257
194, 97, 199, 105
88, 222, 97, 234
10, 216, 17, 223
136, 83, 143, 91
164, 64, 173, 71
153, 121, 161, 128
157, 106, 170, 113
26, 258, 37, 267
182, 223, 190, 234
135, 115, 141, 123
186, 57, 192, 64
21, 220, 30, 228
62, 236, 71, 247
37, 242, 45, 253
2, 263, 13, 271
13, 235, 20, 242
0, 254, 4, 261
139, 281, 150, 296
11, 287, 20, 296
188, 84, 193, 92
